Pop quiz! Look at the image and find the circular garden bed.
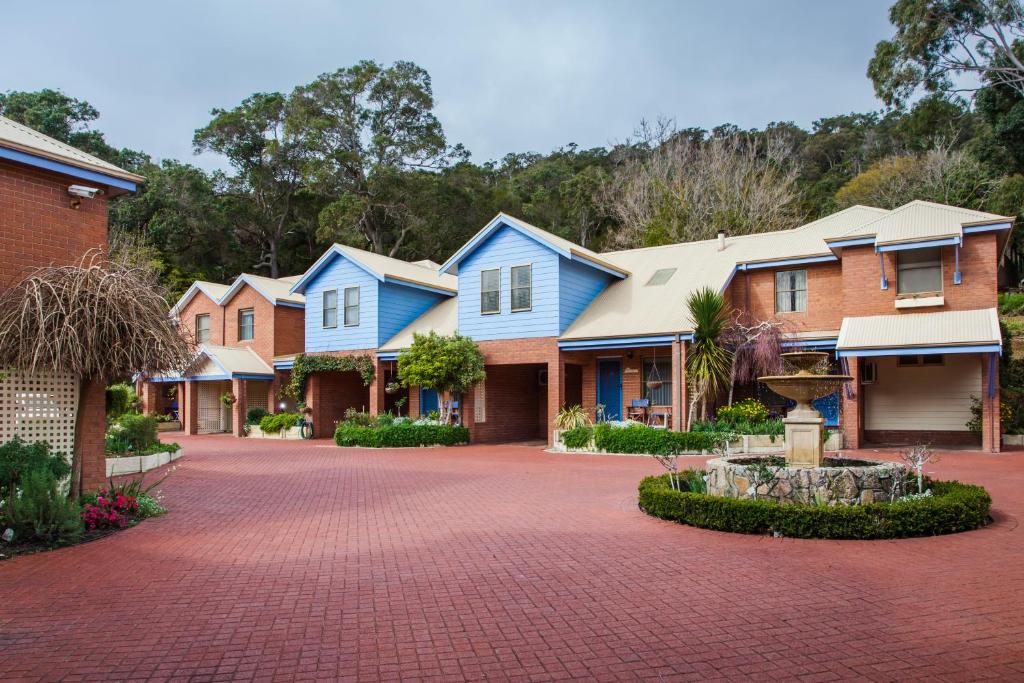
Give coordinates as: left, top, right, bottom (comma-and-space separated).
638, 473, 992, 540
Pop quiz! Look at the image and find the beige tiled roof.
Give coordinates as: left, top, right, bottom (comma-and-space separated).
379, 297, 458, 351
835, 200, 1012, 245
169, 280, 229, 317
334, 245, 458, 292
560, 205, 888, 340
224, 273, 305, 306
837, 308, 1001, 350
0, 114, 145, 183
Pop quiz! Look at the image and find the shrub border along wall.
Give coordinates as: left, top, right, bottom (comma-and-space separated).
638, 473, 992, 539
334, 423, 469, 448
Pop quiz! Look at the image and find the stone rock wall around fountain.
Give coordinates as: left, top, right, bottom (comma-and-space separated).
705, 456, 908, 505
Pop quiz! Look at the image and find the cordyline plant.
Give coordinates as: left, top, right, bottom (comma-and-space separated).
0, 247, 194, 498
685, 286, 732, 429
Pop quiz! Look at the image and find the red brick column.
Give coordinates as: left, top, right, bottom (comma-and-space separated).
841, 357, 862, 449
982, 353, 1001, 453
672, 339, 688, 431
78, 376, 107, 493
408, 385, 420, 418
183, 381, 199, 435
231, 378, 247, 437
141, 381, 159, 415
368, 359, 387, 416
305, 373, 326, 438
547, 354, 566, 445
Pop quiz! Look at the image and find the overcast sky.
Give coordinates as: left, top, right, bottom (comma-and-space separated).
4, 0, 894, 170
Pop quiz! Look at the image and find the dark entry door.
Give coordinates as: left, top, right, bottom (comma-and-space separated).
597, 359, 622, 420
420, 387, 439, 416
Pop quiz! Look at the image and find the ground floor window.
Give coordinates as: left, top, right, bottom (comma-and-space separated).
643, 358, 672, 406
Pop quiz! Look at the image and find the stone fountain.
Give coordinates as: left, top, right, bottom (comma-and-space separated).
704, 351, 907, 505
758, 351, 851, 468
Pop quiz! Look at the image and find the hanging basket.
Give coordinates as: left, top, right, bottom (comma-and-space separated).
645, 380, 663, 390
385, 382, 401, 395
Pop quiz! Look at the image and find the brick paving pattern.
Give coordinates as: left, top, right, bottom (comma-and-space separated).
2, 436, 1024, 681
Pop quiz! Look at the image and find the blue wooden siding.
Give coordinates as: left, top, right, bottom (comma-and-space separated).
303, 255, 379, 352
457, 226, 561, 340
558, 258, 612, 333
378, 283, 446, 346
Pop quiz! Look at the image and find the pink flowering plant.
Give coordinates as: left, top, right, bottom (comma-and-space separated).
81, 488, 139, 530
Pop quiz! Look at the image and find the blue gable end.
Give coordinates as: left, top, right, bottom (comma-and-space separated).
558, 258, 612, 333
378, 282, 446, 346
456, 225, 612, 341
303, 255, 379, 352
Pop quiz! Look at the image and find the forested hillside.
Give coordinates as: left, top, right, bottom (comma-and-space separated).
3, 0, 1024, 298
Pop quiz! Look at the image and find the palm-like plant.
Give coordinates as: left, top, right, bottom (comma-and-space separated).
685, 286, 732, 428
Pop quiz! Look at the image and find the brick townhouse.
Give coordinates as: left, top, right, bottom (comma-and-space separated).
0, 115, 144, 489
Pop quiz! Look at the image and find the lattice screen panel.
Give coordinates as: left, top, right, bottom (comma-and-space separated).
0, 371, 78, 458
245, 380, 269, 414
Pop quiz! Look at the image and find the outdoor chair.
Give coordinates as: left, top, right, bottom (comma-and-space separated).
627, 399, 649, 422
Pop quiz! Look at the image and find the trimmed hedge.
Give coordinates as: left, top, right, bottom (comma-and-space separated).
638, 473, 992, 539
561, 426, 594, 449
334, 422, 469, 448
259, 412, 301, 434
594, 423, 729, 454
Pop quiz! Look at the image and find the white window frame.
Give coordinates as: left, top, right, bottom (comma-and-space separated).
195, 313, 211, 344
480, 268, 500, 315
238, 308, 254, 341
510, 264, 533, 313
322, 289, 338, 329
344, 286, 360, 327
775, 269, 807, 314
896, 247, 943, 296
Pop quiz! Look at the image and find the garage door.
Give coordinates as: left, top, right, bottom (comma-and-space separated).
198, 382, 229, 432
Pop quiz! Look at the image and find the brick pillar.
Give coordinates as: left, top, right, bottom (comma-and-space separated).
672, 339, 688, 431
231, 378, 247, 437
581, 358, 597, 424
408, 385, 420, 418
78, 376, 107, 493
841, 357, 862, 450
547, 353, 566, 445
369, 359, 386, 416
268, 373, 280, 413
305, 373, 325, 438
183, 381, 199, 435
141, 381, 159, 415
982, 353, 1001, 453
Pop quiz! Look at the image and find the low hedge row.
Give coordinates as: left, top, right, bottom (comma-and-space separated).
259, 412, 302, 434
334, 422, 469, 448
560, 426, 594, 449
638, 473, 992, 539
593, 423, 729, 454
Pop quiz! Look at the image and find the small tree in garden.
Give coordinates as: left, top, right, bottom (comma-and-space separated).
899, 444, 939, 495
685, 287, 732, 428
721, 317, 785, 405
0, 246, 193, 498
397, 332, 485, 425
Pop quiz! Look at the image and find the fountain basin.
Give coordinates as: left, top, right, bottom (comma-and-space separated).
705, 455, 907, 506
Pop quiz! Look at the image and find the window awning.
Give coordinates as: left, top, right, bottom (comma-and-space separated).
836, 308, 1001, 357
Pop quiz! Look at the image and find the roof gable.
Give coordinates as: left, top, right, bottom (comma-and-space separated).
291, 244, 457, 296
220, 274, 305, 308
169, 281, 229, 317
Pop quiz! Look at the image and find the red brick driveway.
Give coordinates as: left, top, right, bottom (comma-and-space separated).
2, 436, 1024, 682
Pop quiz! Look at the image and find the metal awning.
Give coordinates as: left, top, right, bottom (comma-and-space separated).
836, 308, 1001, 357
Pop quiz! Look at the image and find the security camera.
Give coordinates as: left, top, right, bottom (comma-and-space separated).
67, 185, 102, 199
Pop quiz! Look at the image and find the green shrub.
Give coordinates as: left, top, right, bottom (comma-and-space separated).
376, 412, 396, 427
998, 291, 1024, 316
105, 413, 159, 454
259, 412, 301, 434
561, 426, 594, 449
105, 383, 139, 419
334, 422, 470, 447
638, 474, 991, 539
246, 407, 269, 425
594, 423, 730, 454
692, 418, 783, 438
343, 408, 375, 427
4, 469, 83, 545
135, 492, 167, 519
0, 437, 71, 500
716, 398, 769, 425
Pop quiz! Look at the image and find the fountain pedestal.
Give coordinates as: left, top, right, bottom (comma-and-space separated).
783, 414, 825, 468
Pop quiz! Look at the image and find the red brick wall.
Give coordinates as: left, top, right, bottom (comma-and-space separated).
305, 370, 370, 438
177, 292, 224, 346
469, 364, 547, 443
727, 262, 844, 332
274, 305, 305, 357
0, 160, 116, 491
222, 284, 277, 363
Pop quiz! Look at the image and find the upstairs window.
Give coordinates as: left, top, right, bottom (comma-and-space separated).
344, 286, 360, 327
238, 308, 254, 341
511, 264, 532, 312
322, 290, 338, 328
775, 269, 807, 313
480, 269, 500, 314
897, 247, 942, 295
195, 314, 211, 344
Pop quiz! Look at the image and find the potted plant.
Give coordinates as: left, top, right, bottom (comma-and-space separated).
220, 391, 237, 407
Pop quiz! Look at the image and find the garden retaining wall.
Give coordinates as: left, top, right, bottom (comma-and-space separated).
105, 449, 183, 477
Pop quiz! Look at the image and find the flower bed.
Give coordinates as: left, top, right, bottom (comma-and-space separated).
334, 419, 469, 448
638, 472, 992, 539
106, 446, 183, 476
556, 423, 730, 455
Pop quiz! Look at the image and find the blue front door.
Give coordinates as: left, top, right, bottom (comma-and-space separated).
597, 359, 622, 421
420, 388, 439, 416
